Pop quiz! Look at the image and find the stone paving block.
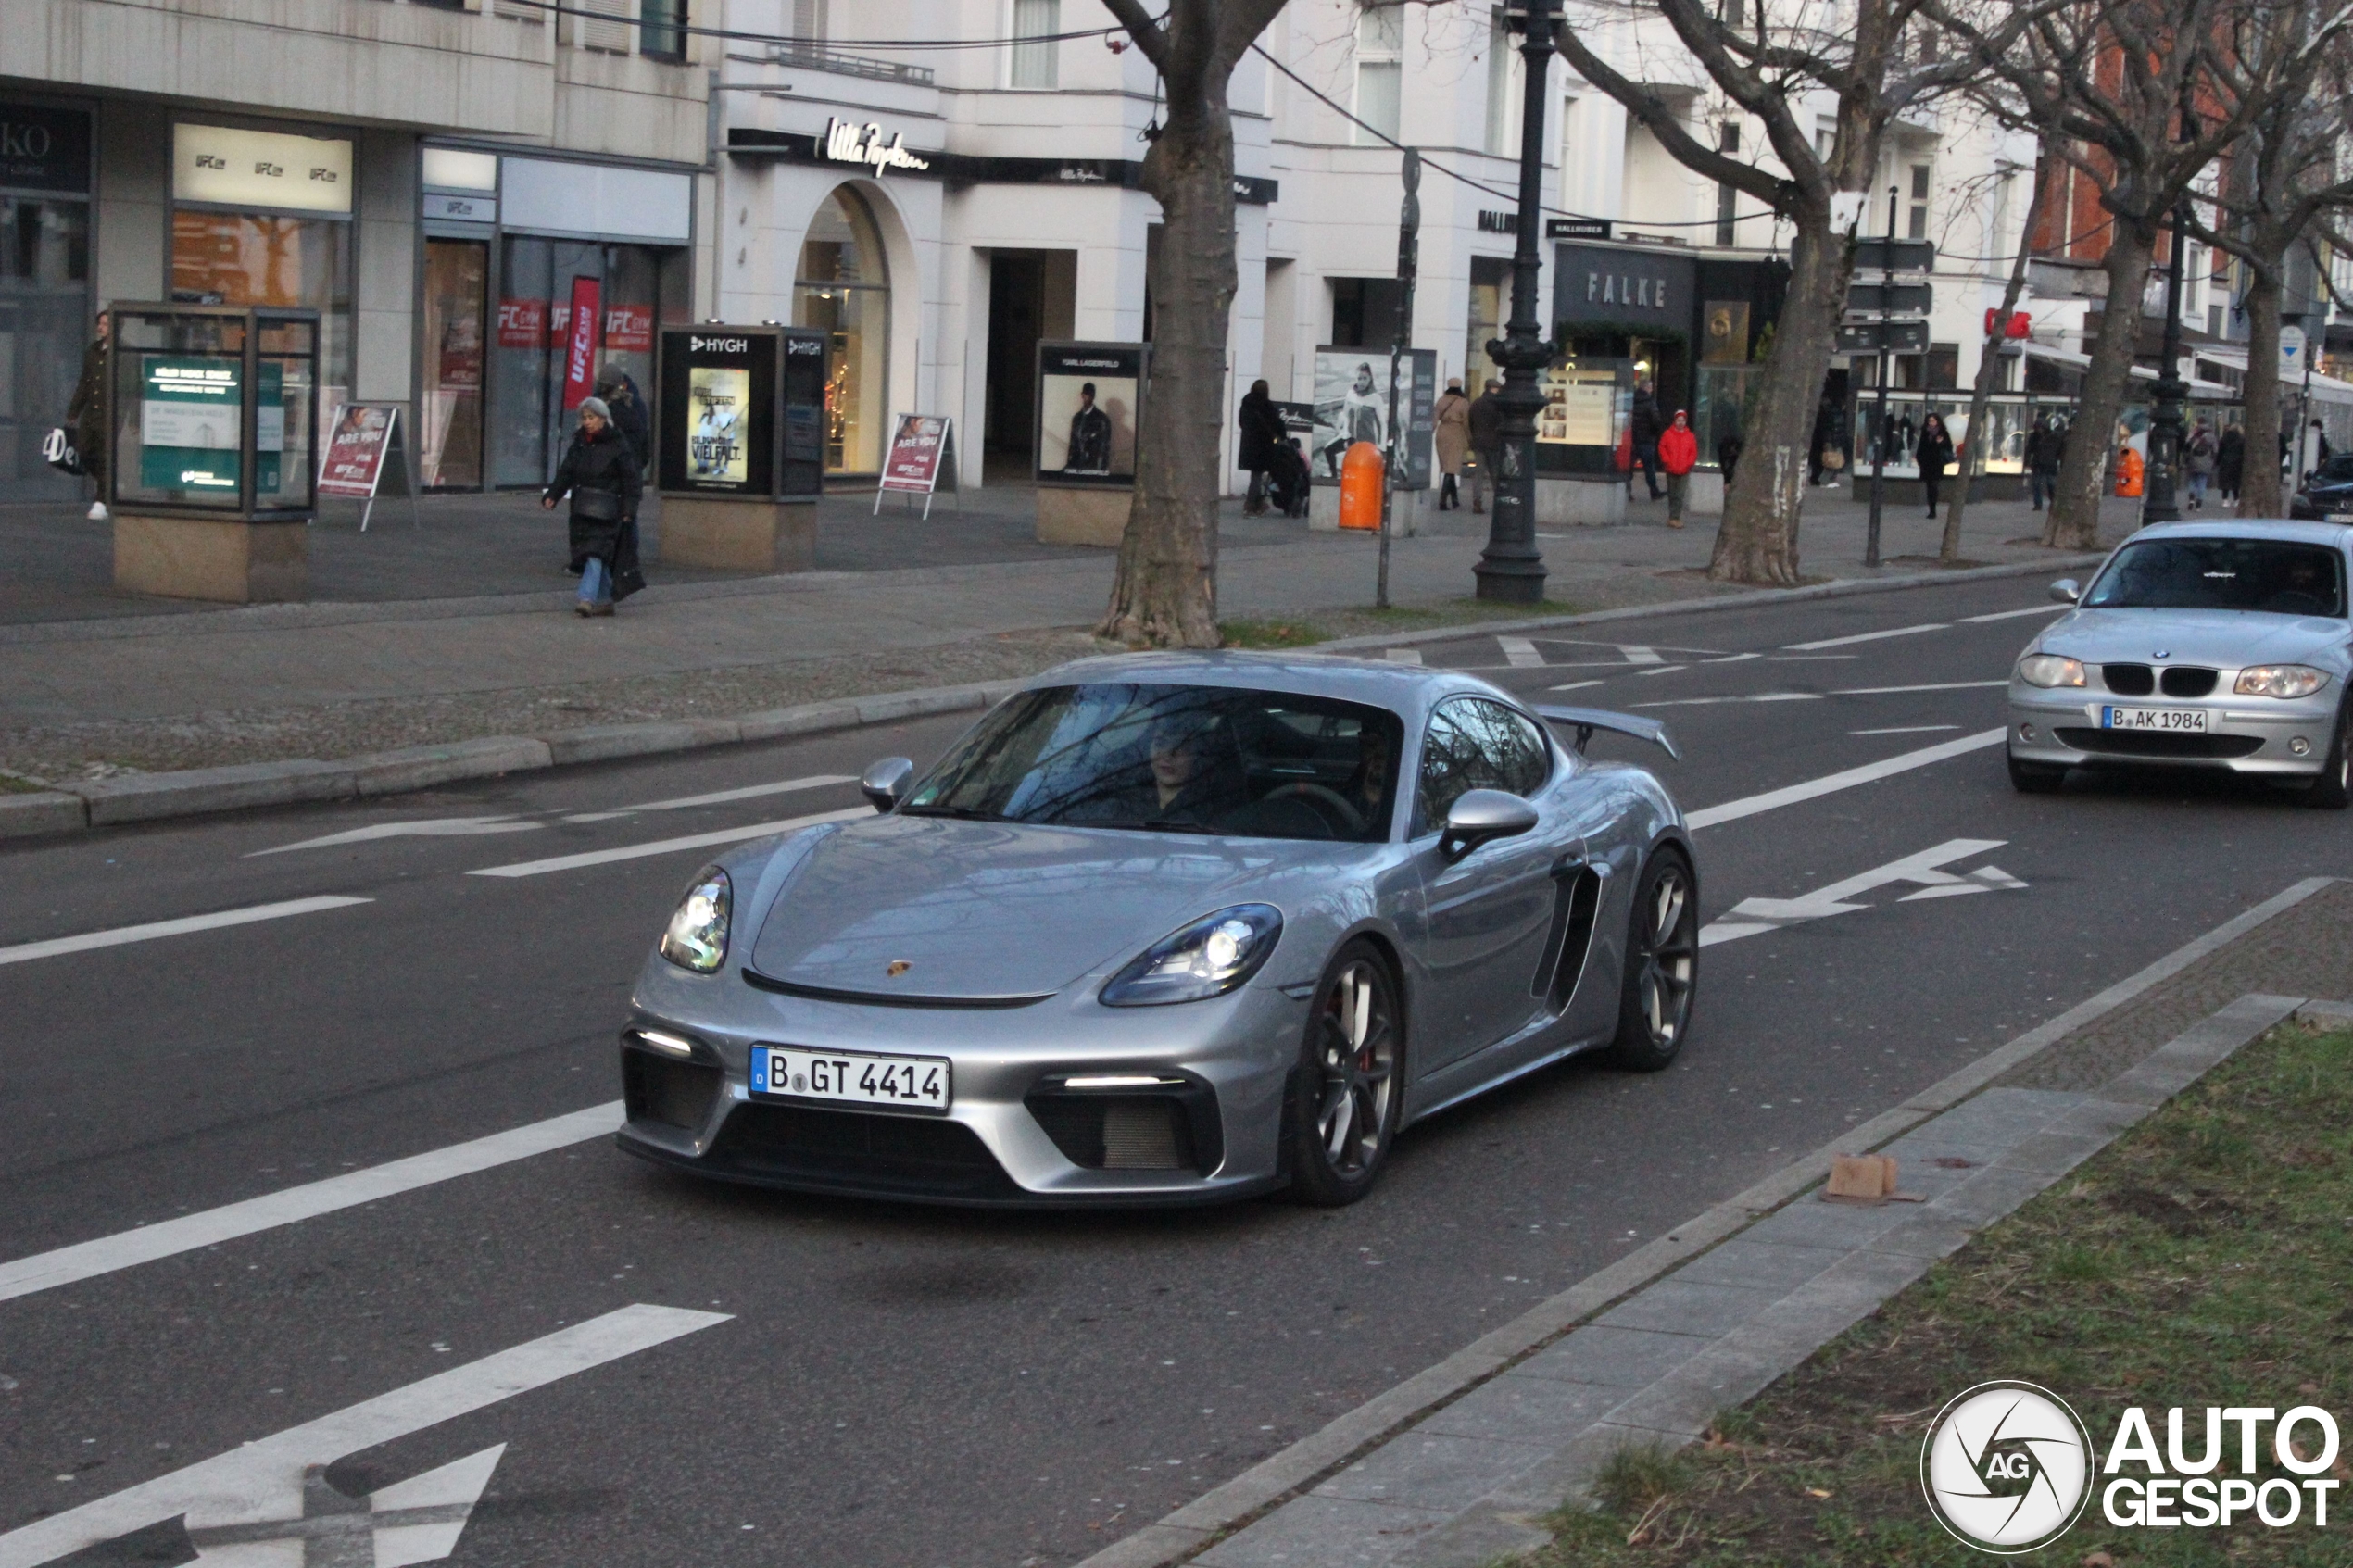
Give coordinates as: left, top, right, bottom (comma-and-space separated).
1743, 1248, 1937, 1346
1417, 1374, 1621, 1447
2296, 998, 2353, 1026
539, 718, 741, 766
2043, 1097, 2150, 1140
1866, 1209, 1982, 1260
1196, 1493, 1452, 1568
1387, 1504, 1554, 1568
1315, 1432, 1554, 1512
1476, 1424, 1632, 1514
736, 698, 863, 742
1513, 1326, 1709, 1390
0, 790, 87, 838
1930, 1164, 2063, 1228
1669, 1236, 1848, 1294
69, 759, 358, 824
1735, 1191, 1919, 1251
1593, 1276, 1782, 1338
1996, 1129, 2110, 1176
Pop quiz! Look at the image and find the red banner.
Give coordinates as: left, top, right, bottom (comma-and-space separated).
561, 276, 600, 412
318, 404, 396, 497
604, 304, 653, 353
880, 414, 951, 494
496, 298, 545, 350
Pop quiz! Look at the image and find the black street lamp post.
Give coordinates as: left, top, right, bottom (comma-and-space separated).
2141, 197, 2190, 525
1474, 0, 1554, 604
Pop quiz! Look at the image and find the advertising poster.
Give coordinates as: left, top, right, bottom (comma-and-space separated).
1310, 349, 1435, 487
319, 404, 395, 497
880, 414, 950, 493
688, 366, 751, 483
1537, 366, 1622, 448
561, 276, 600, 413
139, 355, 242, 493
1036, 342, 1144, 486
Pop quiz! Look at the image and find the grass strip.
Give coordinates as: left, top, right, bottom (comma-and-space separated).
1533, 1021, 2353, 1566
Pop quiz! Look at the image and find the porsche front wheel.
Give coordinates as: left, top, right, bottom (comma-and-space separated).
1608, 849, 1698, 1072
1287, 941, 1402, 1206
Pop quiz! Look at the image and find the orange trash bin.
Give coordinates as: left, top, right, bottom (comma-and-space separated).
1339, 441, 1384, 530
2114, 445, 2144, 497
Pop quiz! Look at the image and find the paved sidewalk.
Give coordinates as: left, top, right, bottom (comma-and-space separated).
0, 489, 2135, 783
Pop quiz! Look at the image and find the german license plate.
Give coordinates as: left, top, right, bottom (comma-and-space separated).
2100, 705, 2209, 733
750, 1046, 950, 1111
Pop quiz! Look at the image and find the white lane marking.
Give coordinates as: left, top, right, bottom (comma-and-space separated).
1547, 679, 1605, 693
1383, 648, 1424, 664
611, 772, 855, 814
1617, 645, 1665, 665
1831, 680, 2008, 695
251, 817, 542, 857
1705, 652, 1763, 665
0, 1101, 622, 1306
183, 1441, 505, 1565
1637, 664, 1690, 677
468, 806, 870, 878
1765, 653, 1857, 661
1497, 636, 1544, 668
1851, 724, 1961, 735
1685, 728, 2006, 830
1962, 605, 2067, 622
1783, 622, 1949, 651
1636, 693, 1819, 708
1639, 678, 2007, 709
0, 897, 372, 970
0, 1306, 727, 1568
1698, 838, 2024, 947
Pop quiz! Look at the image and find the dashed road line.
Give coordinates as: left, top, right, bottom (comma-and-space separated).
1835, 679, 2007, 695
1617, 645, 1665, 665
563, 771, 855, 822
1962, 605, 2070, 622
1852, 724, 1961, 735
1383, 648, 1424, 664
253, 818, 542, 856
0, 897, 373, 969
468, 807, 870, 878
1685, 728, 2007, 830
1497, 636, 1544, 668
1782, 621, 1948, 651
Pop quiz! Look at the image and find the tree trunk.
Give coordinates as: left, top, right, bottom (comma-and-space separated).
1096, 78, 1236, 646
2044, 227, 2155, 550
2239, 262, 2286, 517
1709, 204, 1849, 583
1943, 164, 2045, 562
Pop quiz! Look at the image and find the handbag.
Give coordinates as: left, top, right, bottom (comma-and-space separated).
41, 427, 83, 477
1823, 445, 1847, 472
571, 486, 623, 522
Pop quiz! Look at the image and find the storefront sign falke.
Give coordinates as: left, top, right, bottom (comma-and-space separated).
1552, 241, 1692, 330
823, 119, 931, 176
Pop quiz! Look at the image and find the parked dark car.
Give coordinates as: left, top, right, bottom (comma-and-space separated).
2288, 453, 2353, 521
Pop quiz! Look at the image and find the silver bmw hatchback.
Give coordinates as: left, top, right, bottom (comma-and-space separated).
615, 652, 1699, 1207
2007, 521, 2353, 806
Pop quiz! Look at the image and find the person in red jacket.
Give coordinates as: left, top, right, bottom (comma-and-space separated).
1657, 409, 1700, 529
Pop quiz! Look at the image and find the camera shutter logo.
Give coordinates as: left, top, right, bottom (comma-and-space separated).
1920, 1381, 2094, 1553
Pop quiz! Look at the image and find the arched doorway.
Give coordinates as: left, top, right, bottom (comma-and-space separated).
793, 186, 889, 476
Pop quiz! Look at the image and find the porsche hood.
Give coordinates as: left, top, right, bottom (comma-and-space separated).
746, 815, 1329, 1003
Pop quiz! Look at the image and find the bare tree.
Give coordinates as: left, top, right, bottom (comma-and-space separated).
1929, 0, 2283, 549
1096, 0, 1290, 646
1554, 0, 2035, 583
1942, 151, 2053, 559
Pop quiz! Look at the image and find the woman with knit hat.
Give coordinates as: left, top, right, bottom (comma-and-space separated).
541, 397, 644, 616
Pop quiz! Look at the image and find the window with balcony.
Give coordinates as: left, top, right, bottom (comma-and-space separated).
1355, 3, 1403, 145
1011, 0, 1061, 89
1908, 163, 1931, 240
639, 0, 686, 61
1716, 123, 1740, 245
793, 0, 825, 39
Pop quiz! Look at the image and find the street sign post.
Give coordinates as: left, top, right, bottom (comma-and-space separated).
1836, 320, 1931, 355
1845, 282, 1933, 315
1853, 237, 1936, 273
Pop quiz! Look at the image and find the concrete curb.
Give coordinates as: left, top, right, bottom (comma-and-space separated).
1066, 877, 2339, 1568
1314, 552, 2108, 654
0, 557, 2094, 842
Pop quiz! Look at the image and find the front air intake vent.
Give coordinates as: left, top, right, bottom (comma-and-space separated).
2161, 666, 2219, 697
2102, 663, 2155, 696
1026, 1079, 1223, 1175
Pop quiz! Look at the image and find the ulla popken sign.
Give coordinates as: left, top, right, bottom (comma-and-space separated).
823, 119, 931, 175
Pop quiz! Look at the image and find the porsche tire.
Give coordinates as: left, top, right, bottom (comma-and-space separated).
1607, 848, 1699, 1072
1287, 940, 1403, 1206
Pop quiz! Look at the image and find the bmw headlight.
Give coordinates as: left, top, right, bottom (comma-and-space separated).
659, 866, 732, 973
1101, 905, 1283, 1007
2017, 653, 2087, 688
2234, 664, 2329, 698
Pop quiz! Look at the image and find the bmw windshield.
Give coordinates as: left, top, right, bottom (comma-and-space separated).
2082, 538, 2347, 618
903, 684, 1405, 842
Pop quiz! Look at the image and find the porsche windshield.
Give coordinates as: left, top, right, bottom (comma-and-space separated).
904, 684, 1406, 842
2082, 538, 2347, 617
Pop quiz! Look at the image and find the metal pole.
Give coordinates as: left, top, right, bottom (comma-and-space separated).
1474, 0, 1554, 604
1866, 185, 1896, 568
1380, 149, 1421, 610
2143, 99, 2195, 525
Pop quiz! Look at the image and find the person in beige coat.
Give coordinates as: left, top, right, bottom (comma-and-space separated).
1432, 377, 1471, 510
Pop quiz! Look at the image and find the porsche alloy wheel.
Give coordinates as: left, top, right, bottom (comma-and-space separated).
1290, 942, 1402, 1205
1609, 850, 1699, 1071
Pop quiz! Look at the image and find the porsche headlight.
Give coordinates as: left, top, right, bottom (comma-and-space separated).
2234, 664, 2329, 699
2017, 653, 2087, 688
1101, 905, 1283, 1007
659, 866, 732, 973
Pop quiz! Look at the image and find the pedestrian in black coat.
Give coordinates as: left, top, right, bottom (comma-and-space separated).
542, 397, 645, 616
1237, 380, 1286, 515
1917, 413, 1956, 519
2216, 426, 2246, 502
594, 365, 650, 472
1629, 382, 1665, 499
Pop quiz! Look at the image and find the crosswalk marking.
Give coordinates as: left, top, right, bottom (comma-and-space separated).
1497, 636, 1544, 667
0, 897, 373, 969
1383, 648, 1424, 664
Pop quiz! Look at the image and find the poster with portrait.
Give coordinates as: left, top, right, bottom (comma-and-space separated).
1309, 349, 1435, 487
1036, 341, 1145, 486
687, 365, 751, 484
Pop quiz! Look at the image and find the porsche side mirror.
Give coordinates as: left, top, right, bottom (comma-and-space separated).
1441, 789, 1538, 860
2049, 578, 2081, 605
860, 757, 915, 813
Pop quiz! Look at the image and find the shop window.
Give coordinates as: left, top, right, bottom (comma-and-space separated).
1355, 3, 1403, 144
1908, 163, 1931, 240
420, 239, 487, 488
1012, 0, 1061, 89
170, 210, 352, 419
638, 0, 686, 60
1715, 124, 1740, 246
1464, 257, 1508, 394
794, 187, 889, 475
2, 195, 92, 503
1330, 277, 1401, 350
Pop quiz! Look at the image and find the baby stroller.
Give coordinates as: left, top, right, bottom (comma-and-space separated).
1265, 437, 1312, 519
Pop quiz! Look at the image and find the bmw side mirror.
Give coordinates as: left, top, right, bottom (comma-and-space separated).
860, 757, 915, 813
1441, 789, 1538, 860
2049, 578, 2081, 605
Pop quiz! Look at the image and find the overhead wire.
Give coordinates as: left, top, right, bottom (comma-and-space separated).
484, 0, 1125, 52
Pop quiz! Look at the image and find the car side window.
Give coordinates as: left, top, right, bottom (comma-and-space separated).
1413, 698, 1552, 834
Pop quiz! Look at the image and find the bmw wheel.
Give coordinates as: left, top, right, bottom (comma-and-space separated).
2309, 702, 2351, 809
1287, 940, 1402, 1206
1608, 849, 1699, 1071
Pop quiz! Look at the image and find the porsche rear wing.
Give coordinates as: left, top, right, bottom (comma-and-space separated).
1534, 705, 1680, 762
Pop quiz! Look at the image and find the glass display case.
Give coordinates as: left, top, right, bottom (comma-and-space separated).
107, 303, 318, 520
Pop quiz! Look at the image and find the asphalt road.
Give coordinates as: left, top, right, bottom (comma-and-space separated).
4, 571, 2347, 1568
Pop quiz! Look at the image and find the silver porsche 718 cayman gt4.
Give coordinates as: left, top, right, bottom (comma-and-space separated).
616, 652, 1698, 1206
